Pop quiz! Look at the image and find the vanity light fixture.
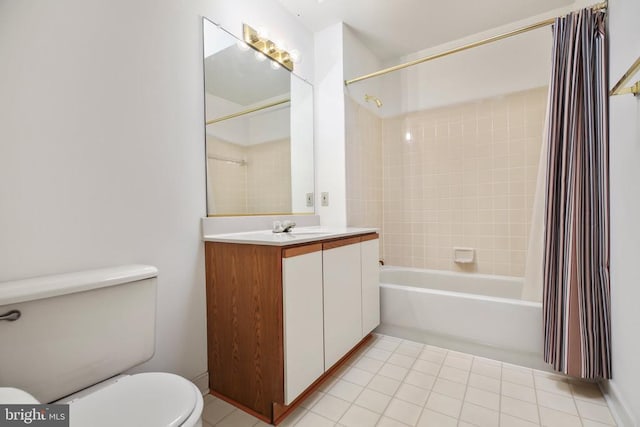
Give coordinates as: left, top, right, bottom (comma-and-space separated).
243, 24, 294, 71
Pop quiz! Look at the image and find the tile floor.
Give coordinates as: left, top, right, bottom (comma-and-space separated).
201, 334, 617, 427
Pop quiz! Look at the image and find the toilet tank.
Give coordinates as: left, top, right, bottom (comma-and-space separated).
0, 265, 158, 403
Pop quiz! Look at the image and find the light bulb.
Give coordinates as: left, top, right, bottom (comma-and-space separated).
254, 51, 267, 61
289, 49, 301, 63
236, 41, 250, 51
270, 60, 280, 70
257, 27, 269, 39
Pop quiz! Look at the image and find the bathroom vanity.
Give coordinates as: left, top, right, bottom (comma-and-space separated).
203, 227, 379, 424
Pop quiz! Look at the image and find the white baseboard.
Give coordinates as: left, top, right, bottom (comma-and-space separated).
600, 380, 636, 427
191, 371, 209, 396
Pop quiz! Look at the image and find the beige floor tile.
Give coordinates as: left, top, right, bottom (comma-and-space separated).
342, 367, 374, 387
376, 416, 410, 426
394, 383, 430, 406
444, 354, 472, 371
366, 348, 393, 362
300, 391, 326, 409
582, 419, 617, 427
318, 376, 341, 392
536, 389, 577, 415
425, 392, 462, 418
501, 380, 536, 403
502, 368, 534, 387
403, 370, 436, 391
575, 399, 616, 425
412, 359, 442, 376
501, 395, 540, 423
310, 394, 351, 422
534, 375, 572, 396
438, 366, 469, 384
378, 363, 409, 381
387, 353, 416, 368
416, 408, 457, 427
277, 407, 307, 427
355, 356, 385, 374
394, 343, 423, 358
465, 386, 500, 411
374, 339, 401, 352
448, 350, 473, 360
459, 401, 499, 427
355, 388, 392, 414
418, 349, 446, 364
472, 361, 502, 379
383, 398, 423, 426
500, 413, 540, 427
431, 378, 466, 400
295, 411, 336, 427
202, 397, 237, 425
339, 404, 381, 427
468, 373, 500, 393
538, 406, 582, 427
368, 375, 402, 396
571, 382, 608, 406
327, 379, 364, 403
215, 409, 261, 427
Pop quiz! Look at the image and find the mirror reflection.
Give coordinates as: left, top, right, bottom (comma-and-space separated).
203, 18, 314, 216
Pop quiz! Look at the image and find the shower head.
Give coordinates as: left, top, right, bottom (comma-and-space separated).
364, 94, 383, 108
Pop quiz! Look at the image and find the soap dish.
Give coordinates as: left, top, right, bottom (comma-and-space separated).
453, 247, 475, 263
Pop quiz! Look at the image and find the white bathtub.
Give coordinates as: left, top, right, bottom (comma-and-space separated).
378, 266, 545, 367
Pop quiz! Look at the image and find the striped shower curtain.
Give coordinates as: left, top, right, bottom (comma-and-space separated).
543, 8, 610, 379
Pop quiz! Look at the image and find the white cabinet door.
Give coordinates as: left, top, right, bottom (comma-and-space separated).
323, 242, 362, 370
282, 249, 324, 405
361, 238, 380, 336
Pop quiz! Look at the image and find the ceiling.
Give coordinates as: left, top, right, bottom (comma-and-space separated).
205, 45, 290, 106
276, 0, 575, 61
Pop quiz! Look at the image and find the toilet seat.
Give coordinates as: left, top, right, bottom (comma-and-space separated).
69, 373, 200, 427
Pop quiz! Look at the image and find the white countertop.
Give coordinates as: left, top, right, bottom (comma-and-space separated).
203, 226, 378, 246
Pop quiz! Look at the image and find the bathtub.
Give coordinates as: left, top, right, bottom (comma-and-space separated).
378, 266, 545, 367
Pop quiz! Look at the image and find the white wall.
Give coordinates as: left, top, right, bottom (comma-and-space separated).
0, 0, 313, 389
290, 75, 315, 213
341, 0, 596, 118
314, 23, 347, 226
343, 25, 383, 116
607, 0, 640, 424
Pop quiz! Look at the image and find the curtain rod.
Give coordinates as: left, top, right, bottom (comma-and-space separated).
610, 56, 640, 96
207, 155, 247, 166
344, 2, 607, 86
206, 98, 290, 125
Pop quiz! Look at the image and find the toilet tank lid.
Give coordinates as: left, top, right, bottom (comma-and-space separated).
68, 373, 198, 427
0, 388, 40, 404
0, 265, 158, 306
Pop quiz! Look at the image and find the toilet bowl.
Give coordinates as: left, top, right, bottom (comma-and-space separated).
1, 373, 203, 427
0, 265, 204, 427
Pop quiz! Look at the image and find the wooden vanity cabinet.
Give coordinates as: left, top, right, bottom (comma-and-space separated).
204, 232, 379, 424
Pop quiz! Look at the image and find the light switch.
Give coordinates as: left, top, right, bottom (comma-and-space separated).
306, 193, 314, 207
321, 192, 329, 206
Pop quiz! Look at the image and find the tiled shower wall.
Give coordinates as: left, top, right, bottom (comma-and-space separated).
346, 87, 547, 276
383, 87, 547, 276
207, 136, 291, 215
346, 96, 384, 232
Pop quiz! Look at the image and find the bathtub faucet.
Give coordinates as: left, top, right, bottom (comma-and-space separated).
272, 220, 296, 233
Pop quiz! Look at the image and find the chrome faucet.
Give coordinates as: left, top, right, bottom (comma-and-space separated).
272, 220, 296, 233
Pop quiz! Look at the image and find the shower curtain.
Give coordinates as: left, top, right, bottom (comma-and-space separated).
542, 8, 610, 379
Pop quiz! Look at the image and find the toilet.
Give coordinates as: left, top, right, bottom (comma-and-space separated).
0, 265, 203, 427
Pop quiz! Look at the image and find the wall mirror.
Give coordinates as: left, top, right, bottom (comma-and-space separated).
203, 18, 314, 216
